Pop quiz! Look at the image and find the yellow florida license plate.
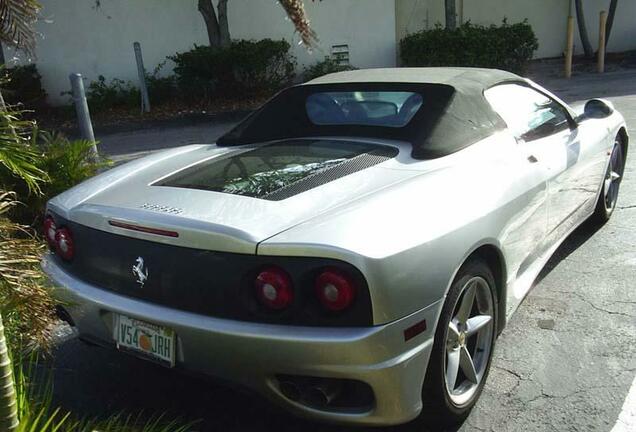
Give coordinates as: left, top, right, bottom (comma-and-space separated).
114, 314, 176, 367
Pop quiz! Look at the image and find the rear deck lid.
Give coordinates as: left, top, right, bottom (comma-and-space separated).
58, 139, 414, 254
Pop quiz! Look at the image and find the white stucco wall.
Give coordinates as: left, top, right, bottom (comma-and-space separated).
396, 0, 636, 60
21, 0, 396, 105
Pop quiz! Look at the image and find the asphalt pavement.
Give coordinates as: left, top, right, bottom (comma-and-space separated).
45, 70, 636, 431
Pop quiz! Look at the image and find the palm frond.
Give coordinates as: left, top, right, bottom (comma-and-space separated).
0, 106, 47, 194
0, 0, 41, 56
0, 192, 53, 349
278, 0, 318, 48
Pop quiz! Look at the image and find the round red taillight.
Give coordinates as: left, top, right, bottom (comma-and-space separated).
54, 227, 74, 261
43, 216, 57, 248
255, 267, 294, 310
315, 268, 357, 312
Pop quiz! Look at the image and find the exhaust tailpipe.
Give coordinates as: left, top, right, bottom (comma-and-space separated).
305, 381, 342, 407
55, 305, 75, 327
279, 380, 302, 402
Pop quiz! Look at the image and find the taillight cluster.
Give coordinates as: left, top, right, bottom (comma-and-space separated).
254, 266, 357, 313
255, 267, 294, 310
43, 216, 75, 261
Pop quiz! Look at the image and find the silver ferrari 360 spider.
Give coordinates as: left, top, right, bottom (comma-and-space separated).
42, 68, 628, 427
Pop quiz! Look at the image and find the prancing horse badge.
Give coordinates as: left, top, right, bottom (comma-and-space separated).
132, 257, 148, 288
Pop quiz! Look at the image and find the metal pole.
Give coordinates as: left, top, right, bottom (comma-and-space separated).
134, 42, 150, 113
69, 73, 98, 161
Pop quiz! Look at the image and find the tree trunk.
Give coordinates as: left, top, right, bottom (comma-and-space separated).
0, 313, 18, 431
198, 0, 221, 47
574, 0, 594, 58
445, 0, 456, 30
217, 0, 231, 48
605, 0, 618, 47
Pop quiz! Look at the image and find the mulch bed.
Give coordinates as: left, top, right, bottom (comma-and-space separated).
33, 95, 270, 136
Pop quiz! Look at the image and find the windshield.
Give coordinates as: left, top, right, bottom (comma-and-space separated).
306, 91, 423, 128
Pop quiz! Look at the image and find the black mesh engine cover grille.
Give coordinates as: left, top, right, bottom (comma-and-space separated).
154, 139, 398, 201
49, 216, 373, 327
263, 148, 397, 201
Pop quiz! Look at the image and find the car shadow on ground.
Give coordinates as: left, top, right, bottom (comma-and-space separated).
46, 333, 455, 432
534, 218, 603, 285
43, 219, 605, 432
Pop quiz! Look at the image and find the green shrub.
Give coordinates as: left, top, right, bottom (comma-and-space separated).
1, 65, 47, 108
400, 20, 538, 74
146, 64, 177, 106
86, 75, 139, 111
1, 130, 110, 226
85, 65, 177, 111
170, 39, 296, 101
230, 39, 296, 91
303, 56, 356, 82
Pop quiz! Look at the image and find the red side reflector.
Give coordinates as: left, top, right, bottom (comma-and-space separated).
108, 220, 179, 238
403, 319, 427, 342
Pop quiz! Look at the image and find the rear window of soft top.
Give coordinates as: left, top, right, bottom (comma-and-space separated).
306, 91, 423, 128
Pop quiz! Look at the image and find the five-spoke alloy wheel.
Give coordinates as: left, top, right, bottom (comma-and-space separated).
593, 135, 625, 223
419, 259, 497, 427
444, 276, 494, 406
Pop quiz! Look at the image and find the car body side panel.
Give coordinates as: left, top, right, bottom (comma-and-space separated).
259, 132, 551, 325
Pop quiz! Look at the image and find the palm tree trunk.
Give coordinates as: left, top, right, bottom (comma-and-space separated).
575, 0, 594, 58
217, 0, 231, 48
445, 0, 457, 30
198, 0, 221, 47
0, 313, 18, 431
605, 0, 618, 47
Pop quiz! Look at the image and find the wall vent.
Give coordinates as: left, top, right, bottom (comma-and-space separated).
331, 44, 350, 66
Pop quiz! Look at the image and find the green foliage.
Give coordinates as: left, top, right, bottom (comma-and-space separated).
146, 63, 177, 106
0, 106, 47, 194
3, 131, 110, 226
86, 75, 140, 111
171, 39, 296, 101
36, 131, 107, 197
0, 192, 53, 350
400, 20, 539, 74
1, 65, 47, 108
84, 65, 177, 111
303, 56, 356, 82
229, 39, 296, 91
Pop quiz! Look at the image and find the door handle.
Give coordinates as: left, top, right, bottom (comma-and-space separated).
527, 155, 539, 163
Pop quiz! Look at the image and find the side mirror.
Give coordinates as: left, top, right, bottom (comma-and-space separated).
583, 99, 614, 119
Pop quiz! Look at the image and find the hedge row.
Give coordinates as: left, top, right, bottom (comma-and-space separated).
400, 20, 538, 74
170, 39, 296, 101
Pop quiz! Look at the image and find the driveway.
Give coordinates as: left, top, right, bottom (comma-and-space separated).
47, 70, 636, 431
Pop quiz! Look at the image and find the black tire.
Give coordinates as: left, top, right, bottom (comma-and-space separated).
417, 259, 498, 428
591, 136, 625, 224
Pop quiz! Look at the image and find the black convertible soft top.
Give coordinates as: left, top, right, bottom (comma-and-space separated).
217, 67, 525, 159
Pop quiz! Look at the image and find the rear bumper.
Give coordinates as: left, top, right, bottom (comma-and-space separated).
43, 255, 441, 426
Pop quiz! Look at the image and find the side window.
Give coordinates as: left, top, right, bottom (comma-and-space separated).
485, 84, 571, 142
